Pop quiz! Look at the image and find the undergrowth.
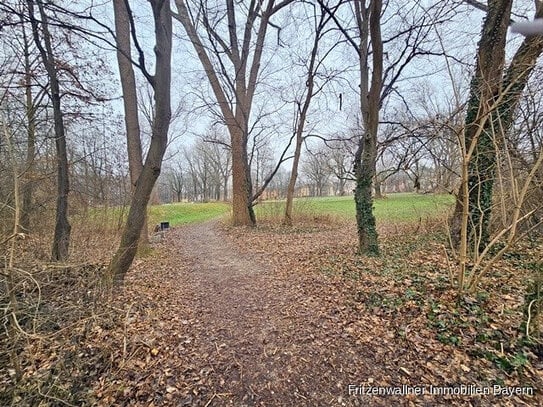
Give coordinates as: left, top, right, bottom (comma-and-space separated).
0, 262, 119, 406
309, 220, 543, 378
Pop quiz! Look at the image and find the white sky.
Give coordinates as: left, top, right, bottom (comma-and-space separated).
24, 0, 539, 168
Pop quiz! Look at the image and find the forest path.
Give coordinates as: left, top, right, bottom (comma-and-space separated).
176, 219, 277, 332
123, 219, 384, 406
175, 220, 292, 388
118, 219, 527, 407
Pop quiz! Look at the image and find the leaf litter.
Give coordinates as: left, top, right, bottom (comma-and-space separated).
1, 217, 542, 406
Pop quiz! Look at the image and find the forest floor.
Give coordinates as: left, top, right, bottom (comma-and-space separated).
2, 216, 543, 406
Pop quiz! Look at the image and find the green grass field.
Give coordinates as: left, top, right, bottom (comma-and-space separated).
87, 193, 454, 230
83, 201, 231, 230
148, 201, 231, 227
255, 193, 455, 223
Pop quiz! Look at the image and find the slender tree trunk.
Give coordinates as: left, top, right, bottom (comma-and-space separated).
339, 179, 346, 196
284, 131, 304, 225
28, 0, 71, 261
21, 22, 36, 232
284, 99, 312, 225
113, 0, 149, 246
284, 9, 329, 225
223, 173, 229, 201
374, 178, 383, 199
414, 174, 421, 193
2, 115, 23, 382
108, 0, 172, 285
284, 71, 315, 226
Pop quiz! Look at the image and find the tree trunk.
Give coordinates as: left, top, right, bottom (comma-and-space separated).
414, 175, 421, 193
284, 132, 303, 225
374, 178, 383, 199
284, 98, 313, 225
113, 0, 149, 246
354, 130, 379, 255
28, 0, 71, 261
498, 3, 543, 137
231, 127, 255, 225
223, 174, 229, 201
284, 11, 323, 225
354, 0, 382, 256
108, 0, 172, 285
450, 0, 542, 253
21, 22, 36, 232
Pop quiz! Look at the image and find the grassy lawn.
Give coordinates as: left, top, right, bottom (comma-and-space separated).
148, 201, 231, 227
82, 202, 231, 230
86, 193, 453, 230
256, 193, 455, 223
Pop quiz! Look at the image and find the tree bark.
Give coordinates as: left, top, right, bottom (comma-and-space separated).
451, 0, 543, 252
113, 0, 149, 246
223, 170, 229, 201
284, 128, 304, 225
499, 3, 543, 137
230, 125, 256, 225
374, 178, 383, 199
108, 0, 172, 285
28, 0, 71, 261
354, 0, 382, 256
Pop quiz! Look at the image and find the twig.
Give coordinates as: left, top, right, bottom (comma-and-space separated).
204, 393, 217, 407
38, 385, 78, 407
526, 298, 537, 340
442, 244, 455, 286
0, 233, 19, 246
122, 303, 133, 363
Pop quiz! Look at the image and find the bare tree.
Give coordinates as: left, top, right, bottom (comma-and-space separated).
108, 0, 172, 285
19, 19, 42, 232
201, 127, 232, 200
251, 136, 275, 197
112, 0, 148, 246
325, 138, 354, 197
164, 163, 185, 202
302, 147, 332, 197
27, 0, 71, 261
284, 3, 334, 225
1, 1, 115, 235
321, 0, 453, 254
352, 0, 383, 255
203, 140, 232, 201
173, 0, 294, 226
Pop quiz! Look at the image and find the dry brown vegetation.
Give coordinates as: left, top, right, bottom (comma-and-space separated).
1, 215, 542, 406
